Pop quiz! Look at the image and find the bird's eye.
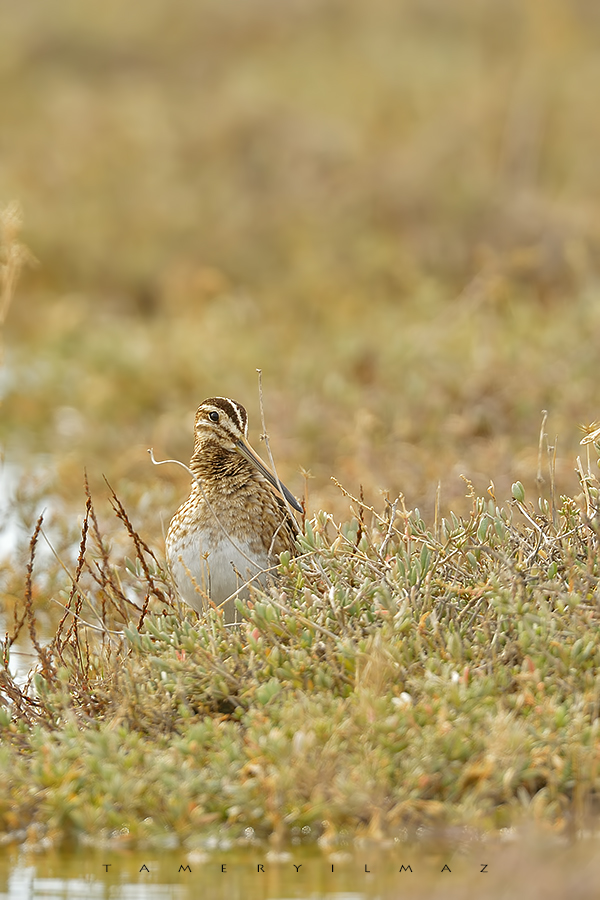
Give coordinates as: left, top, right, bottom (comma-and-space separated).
209, 411, 219, 423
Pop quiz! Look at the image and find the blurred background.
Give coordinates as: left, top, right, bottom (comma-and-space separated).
1, 0, 600, 548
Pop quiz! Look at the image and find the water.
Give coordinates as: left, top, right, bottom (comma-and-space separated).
0, 460, 36, 682
1, 850, 371, 900
1, 839, 599, 900
0, 460, 23, 558
0, 457, 63, 684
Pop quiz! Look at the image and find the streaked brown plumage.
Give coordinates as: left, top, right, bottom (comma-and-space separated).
166, 397, 300, 622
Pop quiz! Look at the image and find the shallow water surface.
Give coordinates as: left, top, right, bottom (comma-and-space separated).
1, 839, 600, 900
0, 461, 22, 558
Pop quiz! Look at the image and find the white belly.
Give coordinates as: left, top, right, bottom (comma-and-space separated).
168, 532, 269, 621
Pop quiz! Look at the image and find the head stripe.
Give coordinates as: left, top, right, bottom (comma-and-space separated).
200, 397, 248, 435
224, 397, 246, 432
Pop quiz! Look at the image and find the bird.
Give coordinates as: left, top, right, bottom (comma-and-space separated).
166, 397, 301, 622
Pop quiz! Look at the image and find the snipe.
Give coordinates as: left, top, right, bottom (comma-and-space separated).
166, 397, 301, 622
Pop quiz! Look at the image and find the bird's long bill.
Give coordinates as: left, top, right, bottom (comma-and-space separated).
236, 437, 303, 513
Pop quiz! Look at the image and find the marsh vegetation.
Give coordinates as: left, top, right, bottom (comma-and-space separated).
1, 0, 600, 874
